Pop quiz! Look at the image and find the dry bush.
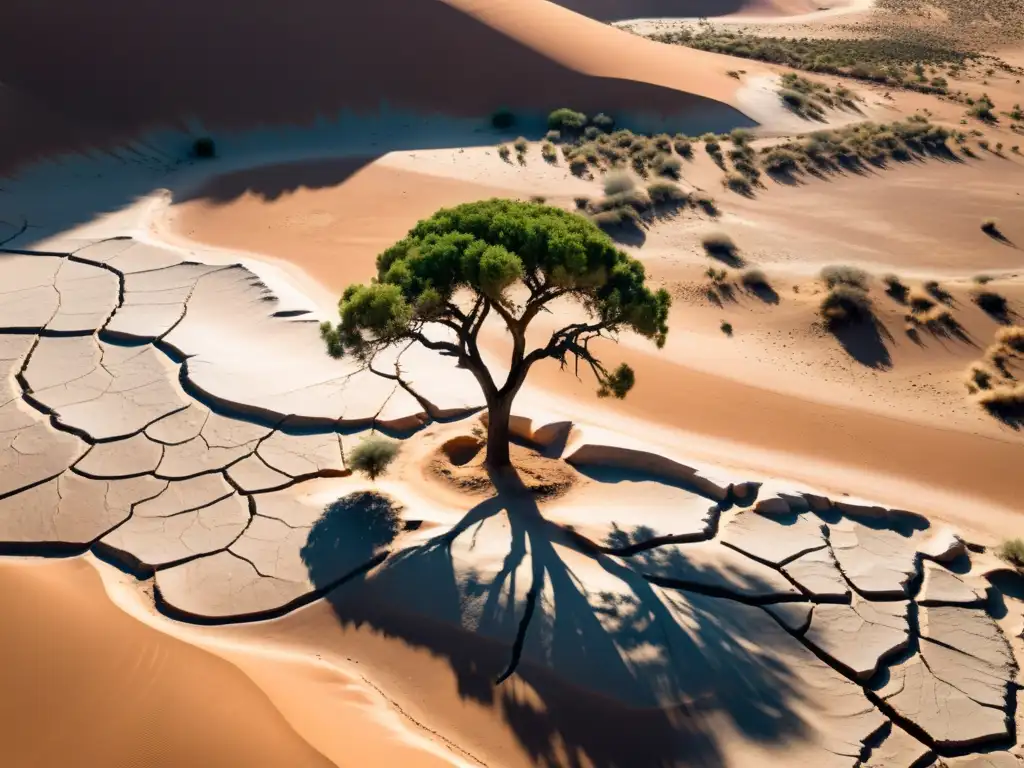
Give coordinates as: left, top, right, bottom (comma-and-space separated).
821, 265, 869, 290
654, 153, 683, 178
820, 285, 873, 327
997, 538, 1024, 569
513, 137, 529, 153
741, 268, 770, 289
646, 180, 688, 206
350, 436, 401, 481
974, 290, 1009, 319
723, 172, 753, 194
674, 138, 694, 158
541, 142, 558, 163
996, 325, 1024, 353
908, 289, 937, 313
977, 384, 1024, 422
981, 217, 1002, 237
693, 192, 719, 216
721, 321, 734, 336
701, 232, 739, 261
883, 273, 909, 303
965, 363, 995, 393
603, 169, 636, 195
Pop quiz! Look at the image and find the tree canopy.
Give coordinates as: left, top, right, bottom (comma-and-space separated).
321, 198, 670, 466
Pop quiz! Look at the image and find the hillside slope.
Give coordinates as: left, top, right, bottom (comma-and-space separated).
0, 0, 754, 176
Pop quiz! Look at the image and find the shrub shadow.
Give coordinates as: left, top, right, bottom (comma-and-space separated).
829, 318, 893, 369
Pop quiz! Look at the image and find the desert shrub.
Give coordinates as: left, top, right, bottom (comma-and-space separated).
882, 274, 909, 303
574, 196, 590, 210
591, 206, 641, 231
908, 289, 936, 313
694, 192, 718, 216
349, 436, 401, 481
705, 138, 722, 154
513, 136, 529, 154
701, 232, 738, 261
730, 128, 753, 145
780, 89, 808, 113
706, 266, 728, 282
193, 137, 216, 158
978, 384, 1024, 421
591, 188, 652, 215
820, 285, 873, 327
821, 265, 869, 290
721, 321, 734, 336
996, 538, 1024, 568
723, 172, 753, 194
654, 153, 683, 178
741, 268, 770, 289
974, 290, 1008, 318
968, 94, 996, 122
497, 144, 511, 161
545, 129, 561, 142
603, 170, 636, 195
592, 113, 616, 131
981, 218, 1002, 237
646, 180, 688, 205
965, 364, 995, 393
584, 126, 601, 140
924, 279, 952, 303
548, 108, 587, 132
653, 134, 673, 151
973, 274, 994, 284
541, 142, 558, 163
727, 70, 741, 79
674, 138, 694, 158
761, 148, 800, 174
569, 156, 589, 176
996, 325, 1024, 353
491, 109, 515, 130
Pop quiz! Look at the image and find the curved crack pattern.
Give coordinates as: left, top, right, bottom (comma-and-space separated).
0, 238, 1019, 764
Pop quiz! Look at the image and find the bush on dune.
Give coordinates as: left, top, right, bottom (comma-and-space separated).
820, 284, 873, 328
603, 169, 636, 196
998, 538, 1024, 569
548, 108, 588, 133
821, 265, 869, 291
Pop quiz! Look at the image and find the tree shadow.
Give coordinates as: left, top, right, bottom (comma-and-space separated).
303, 469, 819, 768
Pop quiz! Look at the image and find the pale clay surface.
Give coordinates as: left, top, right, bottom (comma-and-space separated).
0, 237, 1020, 765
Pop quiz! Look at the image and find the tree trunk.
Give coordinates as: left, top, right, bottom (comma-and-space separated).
485, 394, 514, 471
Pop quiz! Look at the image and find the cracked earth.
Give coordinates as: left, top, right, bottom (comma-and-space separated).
2, 237, 1023, 767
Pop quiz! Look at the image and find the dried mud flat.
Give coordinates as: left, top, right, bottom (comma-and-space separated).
2, 0, 1024, 766
1, 236, 1023, 767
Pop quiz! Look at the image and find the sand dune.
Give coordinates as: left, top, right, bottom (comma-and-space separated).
0, 0, 758, 177
547, 0, 855, 21
0, 557, 334, 768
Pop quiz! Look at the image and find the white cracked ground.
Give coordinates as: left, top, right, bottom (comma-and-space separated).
1, 237, 1022, 767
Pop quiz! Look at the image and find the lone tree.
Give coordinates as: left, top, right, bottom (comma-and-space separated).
321, 199, 670, 471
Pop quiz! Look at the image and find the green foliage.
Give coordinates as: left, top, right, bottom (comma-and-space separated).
348, 436, 401, 481
592, 113, 616, 131
322, 200, 671, 409
193, 137, 216, 158
548, 108, 588, 132
513, 136, 529, 153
